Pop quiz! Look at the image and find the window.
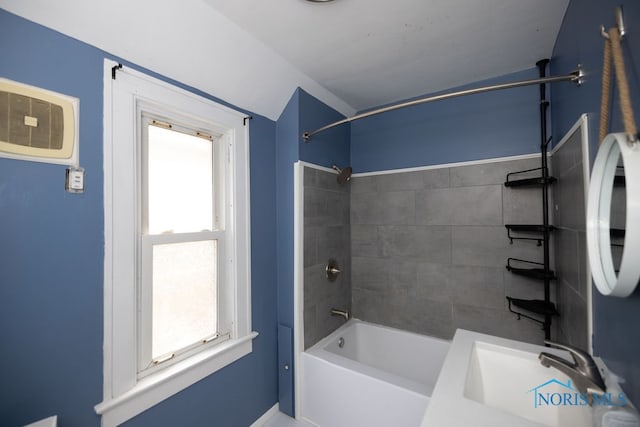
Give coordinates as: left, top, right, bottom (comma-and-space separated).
139, 117, 230, 375
96, 61, 255, 427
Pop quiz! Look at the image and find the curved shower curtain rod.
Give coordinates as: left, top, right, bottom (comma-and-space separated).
302, 65, 585, 142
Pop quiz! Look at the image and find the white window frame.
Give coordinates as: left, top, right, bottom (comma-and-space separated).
138, 112, 230, 377
96, 60, 256, 427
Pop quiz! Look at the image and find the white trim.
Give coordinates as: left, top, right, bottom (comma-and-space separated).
296, 161, 337, 175
352, 152, 541, 177
99, 58, 255, 426
580, 116, 592, 354
249, 404, 280, 427
293, 161, 305, 419
24, 416, 57, 427
102, 58, 117, 402
235, 120, 253, 341
299, 417, 321, 427
96, 333, 256, 427
549, 113, 588, 156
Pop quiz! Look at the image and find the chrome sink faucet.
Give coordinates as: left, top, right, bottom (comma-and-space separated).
539, 340, 606, 403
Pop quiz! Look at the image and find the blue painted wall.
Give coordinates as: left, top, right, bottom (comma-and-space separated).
274, 90, 299, 416
550, 0, 640, 406
298, 89, 350, 169
276, 88, 350, 329
0, 9, 278, 426
275, 88, 349, 415
276, 90, 300, 331
0, 10, 104, 427
350, 67, 544, 172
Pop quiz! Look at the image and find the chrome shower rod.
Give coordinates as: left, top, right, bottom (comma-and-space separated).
302, 66, 584, 142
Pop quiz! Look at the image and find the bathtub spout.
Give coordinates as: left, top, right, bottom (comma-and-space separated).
331, 308, 350, 320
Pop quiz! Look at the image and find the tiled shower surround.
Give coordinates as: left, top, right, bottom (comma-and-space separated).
551, 129, 589, 349
303, 167, 351, 349
303, 157, 559, 348
350, 157, 550, 344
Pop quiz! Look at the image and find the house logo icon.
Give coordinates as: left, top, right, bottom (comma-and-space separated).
527, 378, 581, 408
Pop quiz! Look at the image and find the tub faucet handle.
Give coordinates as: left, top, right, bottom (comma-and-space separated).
326, 258, 341, 282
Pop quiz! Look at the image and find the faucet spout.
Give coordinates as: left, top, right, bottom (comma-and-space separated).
330, 308, 349, 321
539, 340, 606, 404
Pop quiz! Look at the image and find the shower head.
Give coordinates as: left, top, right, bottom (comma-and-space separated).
332, 164, 352, 184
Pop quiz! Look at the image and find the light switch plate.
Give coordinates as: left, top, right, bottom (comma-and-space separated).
65, 167, 85, 193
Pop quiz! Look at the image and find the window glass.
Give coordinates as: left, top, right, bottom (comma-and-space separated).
151, 240, 218, 359
147, 125, 213, 234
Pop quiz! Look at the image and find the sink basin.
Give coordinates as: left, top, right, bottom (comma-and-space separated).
463, 341, 592, 426
422, 330, 605, 427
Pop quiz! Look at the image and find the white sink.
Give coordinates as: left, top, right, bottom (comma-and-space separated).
463, 341, 592, 426
422, 330, 603, 427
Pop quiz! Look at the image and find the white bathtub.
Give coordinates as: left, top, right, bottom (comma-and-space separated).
300, 319, 450, 427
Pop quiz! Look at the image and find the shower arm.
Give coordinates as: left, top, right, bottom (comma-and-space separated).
302, 66, 585, 142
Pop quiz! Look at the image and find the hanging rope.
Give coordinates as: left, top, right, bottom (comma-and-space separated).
599, 27, 638, 145
599, 31, 612, 144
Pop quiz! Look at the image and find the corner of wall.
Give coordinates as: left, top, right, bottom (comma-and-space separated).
298, 89, 351, 169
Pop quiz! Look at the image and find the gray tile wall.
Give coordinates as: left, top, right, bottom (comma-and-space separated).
303, 167, 351, 349
351, 158, 549, 344
551, 130, 589, 349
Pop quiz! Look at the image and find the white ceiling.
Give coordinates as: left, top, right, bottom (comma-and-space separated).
1, 0, 570, 120
206, 0, 570, 112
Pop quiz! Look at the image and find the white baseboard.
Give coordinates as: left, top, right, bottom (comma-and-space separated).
250, 403, 280, 427
23, 416, 57, 427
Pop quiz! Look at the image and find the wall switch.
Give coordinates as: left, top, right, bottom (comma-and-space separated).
65, 167, 85, 193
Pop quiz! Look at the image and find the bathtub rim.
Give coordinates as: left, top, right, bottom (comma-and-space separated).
304, 318, 451, 397
306, 318, 451, 354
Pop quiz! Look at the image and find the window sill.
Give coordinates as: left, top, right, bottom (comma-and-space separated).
95, 331, 258, 427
